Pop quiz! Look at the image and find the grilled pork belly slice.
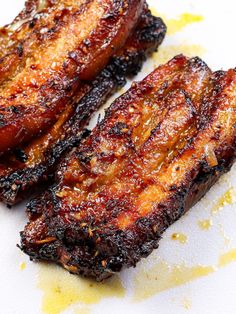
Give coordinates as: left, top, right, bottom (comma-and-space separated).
21, 55, 236, 280
0, 0, 145, 154
0, 4, 166, 204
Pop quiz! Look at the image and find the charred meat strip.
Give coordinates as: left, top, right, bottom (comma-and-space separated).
0, 0, 145, 154
0, 4, 166, 204
21, 55, 236, 280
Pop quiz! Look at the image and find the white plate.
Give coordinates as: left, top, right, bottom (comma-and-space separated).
0, 1, 236, 313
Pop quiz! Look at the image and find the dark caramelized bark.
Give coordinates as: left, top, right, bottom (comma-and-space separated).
21, 55, 236, 280
0, 0, 145, 154
0, 5, 166, 204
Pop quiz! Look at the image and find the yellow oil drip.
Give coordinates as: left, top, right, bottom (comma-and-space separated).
198, 219, 212, 231
171, 233, 188, 244
19, 262, 26, 271
150, 8, 204, 35
218, 249, 236, 267
133, 248, 236, 301
211, 188, 236, 214
218, 222, 231, 246
38, 264, 125, 314
153, 44, 206, 66
36, 5, 232, 309
182, 298, 192, 310
149, 8, 205, 66
166, 13, 204, 35
37, 250, 236, 309
133, 261, 215, 300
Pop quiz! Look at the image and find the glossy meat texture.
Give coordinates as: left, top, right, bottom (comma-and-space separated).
0, 0, 145, 154
0, 4, 166, 204
21, 55, 236, 280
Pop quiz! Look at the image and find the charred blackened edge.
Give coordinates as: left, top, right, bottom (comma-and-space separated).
0, 10, 167, 205
20, 146, 236, 281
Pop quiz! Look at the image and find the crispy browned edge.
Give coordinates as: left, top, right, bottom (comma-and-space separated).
20, 55, 236, 280
0, 3, 166, 205
0, 0, 145, 153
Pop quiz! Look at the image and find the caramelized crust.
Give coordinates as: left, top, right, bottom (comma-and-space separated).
0, 0, 145, 153
21, 55, 236, 280
0, 4, 166, 204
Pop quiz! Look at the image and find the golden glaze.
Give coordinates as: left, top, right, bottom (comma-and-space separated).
0, 2, 166, 205
21, 55, 236, 279
171, 233, 188, 244
0, 0, 144, 153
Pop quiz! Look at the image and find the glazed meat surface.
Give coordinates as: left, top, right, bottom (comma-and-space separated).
0, 0, 145, 154
21, 55, 236, 280
0, 3, 166, 204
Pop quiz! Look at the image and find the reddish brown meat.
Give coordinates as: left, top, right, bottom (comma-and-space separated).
0, 3, 166, 204
0, 0, 144, 153
21, 55, 236, 280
